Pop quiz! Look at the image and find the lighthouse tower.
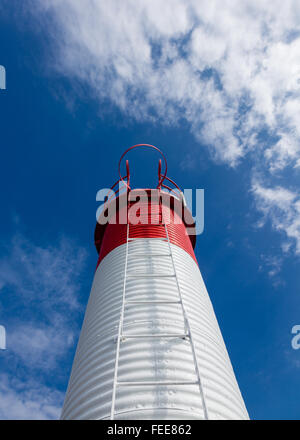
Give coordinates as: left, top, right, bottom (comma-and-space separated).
61, 144, 249, 420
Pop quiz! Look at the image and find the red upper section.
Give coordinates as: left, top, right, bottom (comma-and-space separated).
95, 189, 197, 268
95, 144, 197, 267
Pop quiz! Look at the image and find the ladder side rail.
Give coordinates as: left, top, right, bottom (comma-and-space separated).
110, 221, 130, 420
160, 198, 209, 420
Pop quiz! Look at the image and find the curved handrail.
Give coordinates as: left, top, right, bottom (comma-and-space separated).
118, 144, 168, 190
101, 144, 184, 214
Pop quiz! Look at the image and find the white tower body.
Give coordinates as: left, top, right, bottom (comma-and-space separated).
61, 240, 248, 420
61, 146, 249, 420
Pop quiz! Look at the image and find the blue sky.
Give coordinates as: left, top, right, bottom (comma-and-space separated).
0, 1, 300, 419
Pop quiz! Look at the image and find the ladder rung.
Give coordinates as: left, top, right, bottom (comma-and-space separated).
117, 380, 198, 386
127, 253, 171, 257
121, 333, 189, 339
128, 224, 164, 227
126, 273, 176, 278
128, 238, 167, 241
125, 300, 181, 304
129, 222, 164, 225
127, 208, 161, 216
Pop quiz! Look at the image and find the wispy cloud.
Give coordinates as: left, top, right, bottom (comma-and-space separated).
252, 181, 300, 254
26, 0, 300, 256
0, 234, 86, 310
258, 254, 284, 288
0, 233, 88, 419
0, 375, 63, 420
9, 323, 75, 371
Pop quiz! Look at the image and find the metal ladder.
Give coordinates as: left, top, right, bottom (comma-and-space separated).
110, 203, 208, 420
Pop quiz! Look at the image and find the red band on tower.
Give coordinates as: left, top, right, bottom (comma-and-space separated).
95, 189, 197, 268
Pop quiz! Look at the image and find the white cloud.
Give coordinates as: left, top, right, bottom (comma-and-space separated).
0, 234, 86, 310
30, 0, 300, 164
0, 233, 88, 418
0, 234, 87, 365
0, 375, 63, 420
252, 181, 300, 254
264, 134, 300, 173
259, 254, 283, 280
26, 1, 300, 254
9, 324, 75, 370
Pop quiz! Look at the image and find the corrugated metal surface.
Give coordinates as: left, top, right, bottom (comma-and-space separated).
61, 240, 249, 420
97, 203, 196, 267
94, 189, 197, 254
